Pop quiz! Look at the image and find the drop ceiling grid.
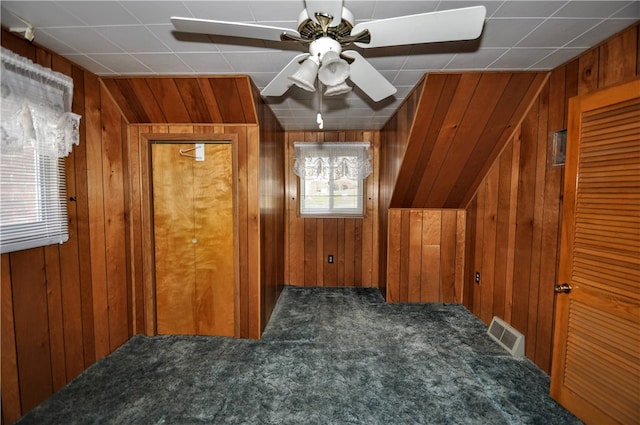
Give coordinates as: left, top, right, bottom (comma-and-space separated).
1, 0, 637, 130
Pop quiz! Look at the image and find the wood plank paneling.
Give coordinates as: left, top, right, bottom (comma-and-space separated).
464, 23, 639, 373
391, 74, 453, 207
10, 250, 53, 413
1, 30, 125, 422
2, 29, 280, 421
388, 72, 548, 209
101, 85, 130, 352
2, 20, 637, 424
254, 79, 286, 333
284, 132, 379, 288
1, 254, 21, 424
174, 78, 214, 123
101, 76, 258, 125
378, 79, 425, 295
386, 209, 466, 303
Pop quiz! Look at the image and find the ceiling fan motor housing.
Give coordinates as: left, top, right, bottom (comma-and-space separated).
296, 7, 354, 42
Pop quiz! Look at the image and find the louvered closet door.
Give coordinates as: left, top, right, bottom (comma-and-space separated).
550, 78, 640, 425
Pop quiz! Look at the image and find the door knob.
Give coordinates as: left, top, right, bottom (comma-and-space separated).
554, 283, 572, 294
192, 238, 198, 244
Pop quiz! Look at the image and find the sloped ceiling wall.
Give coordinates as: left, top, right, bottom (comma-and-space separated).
101, 76, 257, 124
390, 72, 549, 209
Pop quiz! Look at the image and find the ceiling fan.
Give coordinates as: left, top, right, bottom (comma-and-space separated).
171, 1, 486, 102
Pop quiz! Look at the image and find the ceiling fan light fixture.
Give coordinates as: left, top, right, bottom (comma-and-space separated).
324, 80, 351, 96
288, 56, 319, 92
318, 50, 349, 86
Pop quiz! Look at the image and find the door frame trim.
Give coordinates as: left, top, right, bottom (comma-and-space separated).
139, 133, 240, 337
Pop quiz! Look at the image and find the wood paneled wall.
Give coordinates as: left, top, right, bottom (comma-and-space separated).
1, 30, 131, 423
390, 72, 548, 209
2, 32, 286, 423
464, 23, 640, 374
105, 75, 284, 339
284, 131, 380, 287
387, 209, 466, 303
378, 80, 425, 295
101, 76, 257, 124
253, 83, 286, 331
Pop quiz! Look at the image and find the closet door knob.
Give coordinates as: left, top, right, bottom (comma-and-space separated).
191, 238, 198, 244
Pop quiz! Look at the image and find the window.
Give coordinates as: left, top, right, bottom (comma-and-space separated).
294, 142, 371, 217
1, 47, 80, 253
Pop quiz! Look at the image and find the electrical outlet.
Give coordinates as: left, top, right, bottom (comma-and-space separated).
475, 272, 481, 284
328, 255, 334, 264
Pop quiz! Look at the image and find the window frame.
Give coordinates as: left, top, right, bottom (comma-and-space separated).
298, 174, 366, 218
295, 142, 370, 219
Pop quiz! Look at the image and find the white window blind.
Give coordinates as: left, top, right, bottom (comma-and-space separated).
0, 47, 80, 254
293, 142, 371, 217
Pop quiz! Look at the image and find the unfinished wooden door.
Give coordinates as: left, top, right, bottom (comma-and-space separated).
152, 142, 235, 336
550, 79, 640, 425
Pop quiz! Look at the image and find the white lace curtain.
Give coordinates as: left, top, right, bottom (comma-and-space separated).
1, 47, 81, 158
293, 142, 372, 181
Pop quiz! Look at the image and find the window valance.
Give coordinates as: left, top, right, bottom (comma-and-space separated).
293, 142, 372, 181
1, 47, 81, 158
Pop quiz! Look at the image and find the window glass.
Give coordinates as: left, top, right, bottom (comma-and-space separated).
0, 148, 68, 254
295, 143, 370, 217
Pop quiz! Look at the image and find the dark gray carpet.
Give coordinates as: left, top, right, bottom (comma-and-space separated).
16, 286, 582, 425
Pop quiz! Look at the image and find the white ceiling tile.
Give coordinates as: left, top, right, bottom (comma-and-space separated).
86, 53, 152, 73
57, 1, 138, 25
613, 1, 640, 18
120, 1, 193, 24
249, 1, 303, 22
175, 52, 234, 72
209, 39, 267, 52
43, 27, 125, 54
289, 90, 317, 101
370, 1, 439, 19
516, 18, 601, 48
402, 53, 452, 71
567, 18, 639, 47
393, 70, 426, 86
529, 48, 586, 69
0, 0, 635, 131
436, 1, 503, 16
131, 53, 193, 73
62, 54, 117, 74
489, 48, 559, 69
222, 51, 299, 72
182, 1, 257, 22
553, 1, 635, 18
147, 24, 221, 52
0, 1, 85, 27
480, 19, 545, 48
492, 1, 565, 18
361, 55, 407, 71
445, 48, 507, 69
33, 29, 80, 55
94, 25, 171, 53
250, 72, 280, 88
343, 1, 376, 21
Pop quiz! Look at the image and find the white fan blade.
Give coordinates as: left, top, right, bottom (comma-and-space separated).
261, 54, 310, 97
305, 0, 343, 27
352, 6, 486, 48
342, 50, 396, 102
171, 17, 299, 42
